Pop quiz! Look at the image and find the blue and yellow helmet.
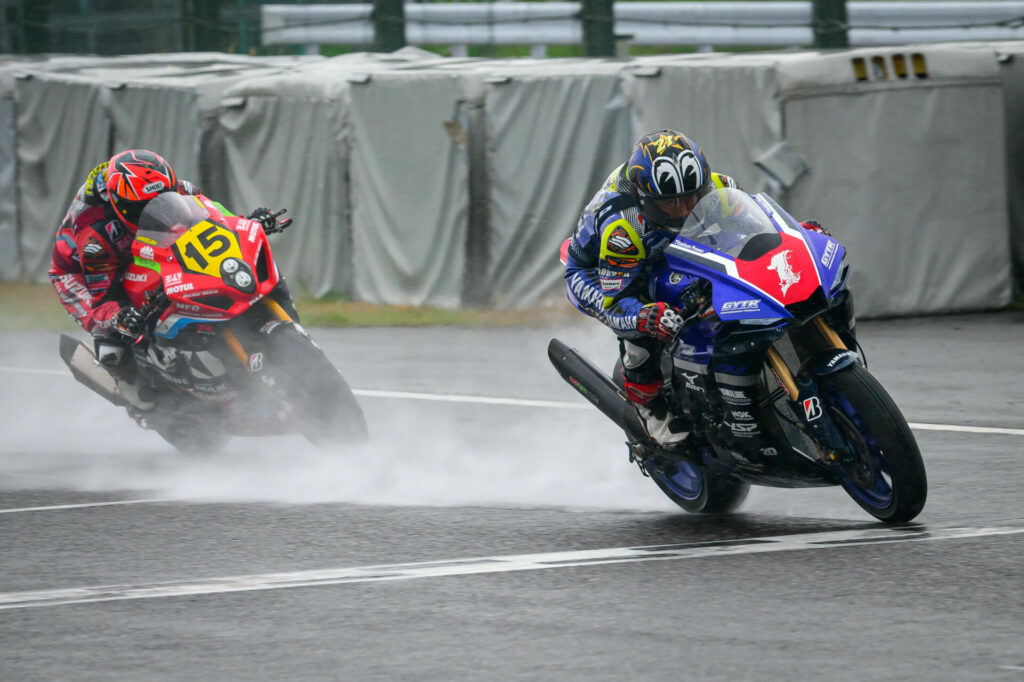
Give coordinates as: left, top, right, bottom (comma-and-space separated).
626, 130, 711, 232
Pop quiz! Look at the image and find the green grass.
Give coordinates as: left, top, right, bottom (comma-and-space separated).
0, 282, 574, 331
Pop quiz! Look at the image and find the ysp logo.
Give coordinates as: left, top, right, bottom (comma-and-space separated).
767, 249, 801, 296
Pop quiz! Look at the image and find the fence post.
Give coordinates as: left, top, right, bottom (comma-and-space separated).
812, 0, 849, 48
372, 0, 406, 52
581, 0, 615, 57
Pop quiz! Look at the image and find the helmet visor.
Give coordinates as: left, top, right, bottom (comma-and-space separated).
637, 189, 701, 231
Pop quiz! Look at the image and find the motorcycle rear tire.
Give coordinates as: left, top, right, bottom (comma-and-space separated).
817, 364, 927, 523
651, 460, 750, 514
151, 416, 230, 453
265, 324, 368, 446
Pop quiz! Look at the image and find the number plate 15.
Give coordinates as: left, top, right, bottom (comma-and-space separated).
171, 221, 243, 278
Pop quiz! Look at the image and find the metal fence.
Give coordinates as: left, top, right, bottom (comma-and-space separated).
262, 1, 1024, 57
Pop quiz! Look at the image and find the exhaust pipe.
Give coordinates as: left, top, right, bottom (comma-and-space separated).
547, 338, 649, 444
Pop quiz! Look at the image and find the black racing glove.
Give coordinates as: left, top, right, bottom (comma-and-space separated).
248, 207, 293, 234
111, 305, 146, 344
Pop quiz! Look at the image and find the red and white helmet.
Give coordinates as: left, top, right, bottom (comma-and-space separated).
106, 149, 177, 231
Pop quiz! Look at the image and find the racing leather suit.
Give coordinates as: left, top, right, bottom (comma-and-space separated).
49, 161, 201, 339
563, 164, 822, 455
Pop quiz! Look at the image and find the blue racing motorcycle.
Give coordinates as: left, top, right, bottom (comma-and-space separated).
549, 187, 927, 523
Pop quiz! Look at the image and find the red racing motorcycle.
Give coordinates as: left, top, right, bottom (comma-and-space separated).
60, 192, 367, 451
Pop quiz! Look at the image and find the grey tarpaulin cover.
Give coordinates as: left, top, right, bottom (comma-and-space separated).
620, 47, 1011, 316
217, 49, 457, 302
15, 71, 111, 280
778, 47, 1011, 315
1, 45, 1017, 317
9, 53, 314, 281
480, 60, 633, 309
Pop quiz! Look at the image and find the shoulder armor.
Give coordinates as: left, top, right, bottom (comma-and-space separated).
711, 172, 740, 190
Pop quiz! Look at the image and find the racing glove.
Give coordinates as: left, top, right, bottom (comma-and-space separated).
636, 302, 684, 342
111, 305, 146, 345
800, 220, 830, 236
248, 207, 293, 234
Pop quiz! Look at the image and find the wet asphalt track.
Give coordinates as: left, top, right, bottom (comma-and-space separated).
1, 312, 1022, 681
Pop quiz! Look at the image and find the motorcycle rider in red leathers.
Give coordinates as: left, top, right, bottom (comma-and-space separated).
49, 149, 289, 412
563, 130, 833, 456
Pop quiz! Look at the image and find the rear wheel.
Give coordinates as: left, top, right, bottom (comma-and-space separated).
651, 456, 750, 514
817, 364, 927, 523
150, 415, 230, 453
264, 324, 368, 446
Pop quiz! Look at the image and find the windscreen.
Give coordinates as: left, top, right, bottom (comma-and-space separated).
678, 188, 782, 260
136, 193, 210, 249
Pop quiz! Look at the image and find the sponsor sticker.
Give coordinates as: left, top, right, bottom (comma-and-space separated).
803, 396, 823, 421
140, 245, 154, 260
600, 278, 622, 291
124, 271, 148, 283
675, 241, 707, 255
821, 240, 838, 268
669, 273, 684, 285
721, 299, 760, 313
165, 272, 183, 285
143, 181, 165, 193
248, 352, 264, 372
167, 282, 195, 295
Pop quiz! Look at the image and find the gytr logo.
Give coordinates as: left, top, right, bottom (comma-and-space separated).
767, 249, 801, 296
721, 299, 760, 313
803, 396, 824, 421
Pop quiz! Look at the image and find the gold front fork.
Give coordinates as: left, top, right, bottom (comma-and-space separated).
220, 297, 295, 370
766, 317, 848, 401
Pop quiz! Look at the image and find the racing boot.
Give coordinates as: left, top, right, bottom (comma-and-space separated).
635, 394, 690, 449
620, 337, 689, 449
94, 336, 158, 412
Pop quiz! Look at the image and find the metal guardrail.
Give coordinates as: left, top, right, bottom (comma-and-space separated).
262, 2, 1024, 56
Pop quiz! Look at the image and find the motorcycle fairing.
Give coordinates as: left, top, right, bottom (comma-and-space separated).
658, 191, 848, 323
126, 202, 280, 339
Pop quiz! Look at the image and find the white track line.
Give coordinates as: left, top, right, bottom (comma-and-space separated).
0, 524, 1020, 611
0, 499, 176, 515
3, 366, 1022, 436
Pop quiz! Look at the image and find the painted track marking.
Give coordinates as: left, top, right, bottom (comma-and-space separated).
0, 499, 176, 515
2, 366, 1022, 436
0, 524, 1020, 611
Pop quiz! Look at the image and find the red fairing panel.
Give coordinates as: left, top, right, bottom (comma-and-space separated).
733, 233, 821, 306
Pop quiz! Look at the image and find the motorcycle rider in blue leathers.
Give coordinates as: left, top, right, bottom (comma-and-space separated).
563, 130, 830, 456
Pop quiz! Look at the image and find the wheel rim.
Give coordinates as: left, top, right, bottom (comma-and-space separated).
828, 397, 895, 509
656, 459, 704, 501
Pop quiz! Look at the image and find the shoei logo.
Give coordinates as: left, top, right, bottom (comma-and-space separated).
803, 396, 823, 421
767, 250, 801, 296
143, 181, 165, 193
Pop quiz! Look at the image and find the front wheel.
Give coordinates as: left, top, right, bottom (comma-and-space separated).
817, 364, 927, 523
651, 456, 750, 514
264, 324, 368, 446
